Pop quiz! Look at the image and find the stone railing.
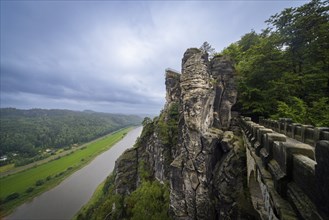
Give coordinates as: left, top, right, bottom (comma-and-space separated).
240, 116, 329, 220
259, 117, 329, 147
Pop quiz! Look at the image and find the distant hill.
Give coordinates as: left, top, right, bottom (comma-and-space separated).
0, 108, 142, 164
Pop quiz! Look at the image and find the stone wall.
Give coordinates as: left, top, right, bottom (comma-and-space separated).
240, 117, 329, 220
259, 117, 329, 147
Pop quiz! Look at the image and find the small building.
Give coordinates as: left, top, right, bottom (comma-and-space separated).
0, 156, 8, 162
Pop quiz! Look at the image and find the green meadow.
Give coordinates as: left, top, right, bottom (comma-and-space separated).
0, 127, 133, 217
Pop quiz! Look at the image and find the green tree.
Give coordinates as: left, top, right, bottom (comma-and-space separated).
142, 117, 152, 127
308, 97, 329, 126
271, 97, 307, 123
221, 0, 329, 125
125, 181, 171, 220
266, 0, 329, 100
200, 41, 216, 57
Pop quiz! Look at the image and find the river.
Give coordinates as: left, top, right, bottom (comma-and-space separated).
6, 126, 143, 220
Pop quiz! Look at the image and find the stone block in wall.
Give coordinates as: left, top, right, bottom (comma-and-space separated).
247, 126, 256, 140
259, 116, 264, 125
314, 127, 329, 146
268, 160, 287, 197
279, 118, 293, 135
286, 124, 293, 138
322, 130, 329, 141
294, 125, 303, 142
265, 133, 286, 160
301, 125, 314, 145
260, 172, 297, 220
315, 140, 329, 217
260, 148, 270, 167
260, 132, 285, 169
271, 120, 280, 132
273, 142, 314, 180
264, 119, 269, 127
245, 121, 254, 140
292, 154, 316, 203
304, 127, 315, 146
257, 128, 273, 144
273, 141, 287, 175
279, 122, 285, 133
255, 128, 273, 156
287, 182, 322, 220
251, 125, 264, 148
262, 118, 267, 126
291, 123, 301, 139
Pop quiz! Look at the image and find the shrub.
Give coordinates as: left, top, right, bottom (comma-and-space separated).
56, 171, 65, 177
125, 180, 171, 220
26, 187, 35, 193
5, 192, 20, 202
35, 179, 45, 186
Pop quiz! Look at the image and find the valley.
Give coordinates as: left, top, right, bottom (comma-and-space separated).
0, 126, 135, 217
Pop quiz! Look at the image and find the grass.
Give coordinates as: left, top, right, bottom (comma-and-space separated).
0, 164, 14, 173
0, 127, 133, 218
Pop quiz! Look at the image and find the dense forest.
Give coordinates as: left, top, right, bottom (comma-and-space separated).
221, 0, 329, 126
0, 108, 142, 166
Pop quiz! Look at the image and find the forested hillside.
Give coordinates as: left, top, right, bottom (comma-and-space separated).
0, 108, 142, 165
222, 0, 329, 126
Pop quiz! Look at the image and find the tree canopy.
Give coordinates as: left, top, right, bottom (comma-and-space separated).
0, 108, 142, 165
200, 41, 216, 57
222, 0, 329, 126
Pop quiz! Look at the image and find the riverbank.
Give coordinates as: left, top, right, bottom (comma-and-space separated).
0, 127, 133, 218
72, 178, 107, 220
0, 127, 130, 178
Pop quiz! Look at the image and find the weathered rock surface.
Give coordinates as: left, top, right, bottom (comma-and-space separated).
210, 56, 237, 129
165, 69, 181, 107
112, 69, 181, 196
106, 48, 256, 220
114, 148, 138, 195
168, 49, 255, 219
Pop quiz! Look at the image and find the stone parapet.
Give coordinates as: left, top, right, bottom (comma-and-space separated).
259, 118, 329, 147
240, 116, 328, 220
315, 140, 329, 217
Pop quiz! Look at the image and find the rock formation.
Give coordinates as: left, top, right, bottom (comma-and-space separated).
169, 48, 255, 219
79, 48, 258, 220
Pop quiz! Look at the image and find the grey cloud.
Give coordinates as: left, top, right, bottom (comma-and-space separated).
1, 62, 160, 106
0, 1, 307, 114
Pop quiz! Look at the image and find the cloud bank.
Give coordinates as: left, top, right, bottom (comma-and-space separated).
0, 1, 306, 114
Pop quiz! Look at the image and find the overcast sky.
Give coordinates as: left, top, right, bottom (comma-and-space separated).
1, 1, 307, 115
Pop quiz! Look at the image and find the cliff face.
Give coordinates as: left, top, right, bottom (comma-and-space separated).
169, 49, 253, 219
82, 48, 258, 220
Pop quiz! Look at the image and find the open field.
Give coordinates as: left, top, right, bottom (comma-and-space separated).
0, 164, 14, 173
0, 127, 133, 217
0, 128, 131, 178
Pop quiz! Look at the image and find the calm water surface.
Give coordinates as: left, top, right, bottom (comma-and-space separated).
7, 127, 142, 220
